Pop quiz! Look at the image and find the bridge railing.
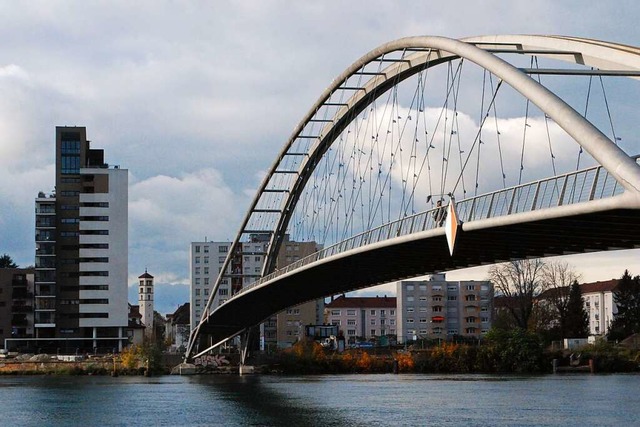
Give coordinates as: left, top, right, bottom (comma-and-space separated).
231, 156, 638, 299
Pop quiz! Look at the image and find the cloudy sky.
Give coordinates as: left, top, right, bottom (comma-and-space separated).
1, 1, 639, 314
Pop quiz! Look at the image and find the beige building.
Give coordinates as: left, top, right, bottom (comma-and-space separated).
271, 238, 324, 350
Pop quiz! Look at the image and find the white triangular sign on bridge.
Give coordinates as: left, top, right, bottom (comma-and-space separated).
445, 199, 459, 256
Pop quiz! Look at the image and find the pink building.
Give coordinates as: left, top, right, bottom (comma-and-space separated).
325, 296, 396, 344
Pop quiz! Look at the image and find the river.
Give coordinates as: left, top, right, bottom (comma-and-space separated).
1, 373, 639, 426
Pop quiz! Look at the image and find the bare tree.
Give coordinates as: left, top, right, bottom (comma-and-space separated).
488, 259, 546, 330
540, 261, 581, 336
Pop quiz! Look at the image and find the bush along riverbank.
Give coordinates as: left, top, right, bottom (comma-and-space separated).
269, 329, 640, 375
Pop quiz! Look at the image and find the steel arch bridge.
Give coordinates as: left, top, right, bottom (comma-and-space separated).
186, 35, 640, 360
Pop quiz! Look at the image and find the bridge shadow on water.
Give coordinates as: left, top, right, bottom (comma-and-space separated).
189, 375, 363, 427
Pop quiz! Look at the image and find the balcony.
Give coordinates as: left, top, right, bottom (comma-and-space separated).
12, 289, 33, 299
11, 304, 33, 313
11, 316, 28, 326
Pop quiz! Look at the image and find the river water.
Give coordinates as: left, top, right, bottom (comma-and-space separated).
1, 373, 639, 426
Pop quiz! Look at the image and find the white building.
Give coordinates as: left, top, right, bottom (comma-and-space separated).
396, 274, 493, 343
30, 127, 129, 354
189, 237, 268, 329
138, 271, 154, 339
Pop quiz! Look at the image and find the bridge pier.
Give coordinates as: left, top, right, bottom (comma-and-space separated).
239, 329, 255, 375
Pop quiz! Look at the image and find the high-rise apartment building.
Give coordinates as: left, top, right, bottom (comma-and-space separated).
31, 126, 128, 353
189, 235, 324, 350
396, 274, 493, 343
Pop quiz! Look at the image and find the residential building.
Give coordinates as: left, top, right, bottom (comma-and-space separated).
273, 238, 324, 350
189, 235, 324, 351
396, 273, 493, 343
581, 279, 618, 336
538, 278, 619, 337
166, 303, 191, 352
30, 126, 129, 353
325, 295, 397, 344
0, 268, 35, 349
126, 304, 145, 346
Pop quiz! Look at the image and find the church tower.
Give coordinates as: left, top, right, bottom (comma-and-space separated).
138, 270, 154, 339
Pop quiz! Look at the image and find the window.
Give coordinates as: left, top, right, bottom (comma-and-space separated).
381, 309, 386, 316
195, 300, 201, 307
433, 306, 443, 312
419, 296, 427, 301
407, 296, 414, 302
419, 285, 427, 291
195, 257, 200, 264
219, 288, 228, 296
370, 329, 376, 336
195, 289, 201, 296
204, 278, 209, 285
419, 307, 427, 312
419, 318, 427, 323
331, 310, 341, 316
390, 319, 395, 325
204, 289, 209, 296
448, 285, 458, 291
370, 310, 376, 315
481, 317, 489, 323
219, 246, 228, 253
204, 257, 209, 264
255, 256, 261, 262
347, 319, 356, 326
407, 284, 414, 291
465, 295, 476, 301
204, 267, 209, 275
204, 246, 209, 253
347, 329, 356, 336
447, 295, 457, 301
347, 309, 356, 316
332, 320, 341, 326
380, 319, 386, 325
370, 319, 376, 325
466, 285, 475, 291
432, 285, 442, 291
218, 256, 226, 263
390, 310, 395, 316
481, 284, 489, 291
432, 296, 442, 302
407, 318, 414, 324
195, 278, 200, 285
195, 267, 200, 275
407, 307, 414, 313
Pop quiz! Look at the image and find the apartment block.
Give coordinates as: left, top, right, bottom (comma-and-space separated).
325, 295, 397, 344
189, 235, 324, 350
396, 274, 493, 343
0, 268, 35, 347
25, 127, 129, 353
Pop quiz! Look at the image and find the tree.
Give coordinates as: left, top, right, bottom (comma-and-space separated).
0, 254, 18, 268
564, 280, 589, 338
488, 259, 546, 330
540, 261, 581, 337
608, 270, 640, 341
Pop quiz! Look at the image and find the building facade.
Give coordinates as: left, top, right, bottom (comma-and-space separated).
30, 127, 129, 353
138, 271, 154, 339
189, 235, 324, 350
325, 295, 397, 344
396, 274, 493, 343
0, 268, 35, 348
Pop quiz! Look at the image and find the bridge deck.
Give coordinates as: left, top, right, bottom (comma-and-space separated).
195, 207, 640, 346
